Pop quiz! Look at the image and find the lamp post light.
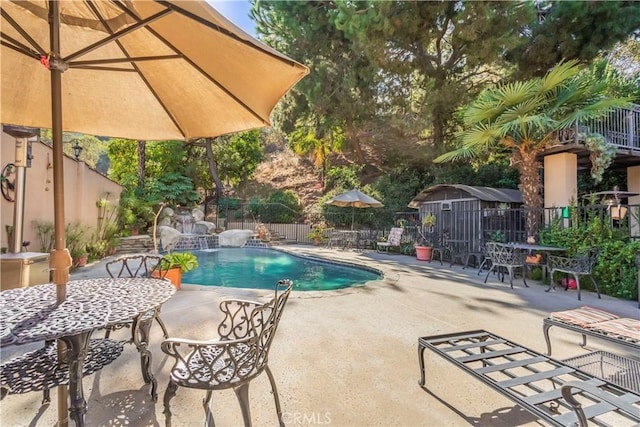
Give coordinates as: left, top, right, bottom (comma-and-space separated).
71, 140, 83, 161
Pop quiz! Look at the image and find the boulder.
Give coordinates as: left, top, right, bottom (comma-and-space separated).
218, 229, 255, 247
193, 221, 216, 235
158, 226, 182, 251
192, 207, 205, 222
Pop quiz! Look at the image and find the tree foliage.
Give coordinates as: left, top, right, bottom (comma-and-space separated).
252, 0, 377, 164
511, 1, 640, 78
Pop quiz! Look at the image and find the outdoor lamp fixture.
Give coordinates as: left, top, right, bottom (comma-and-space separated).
71, 140, 83, 160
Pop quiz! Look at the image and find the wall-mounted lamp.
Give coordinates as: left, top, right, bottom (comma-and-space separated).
71, 140, 83, 161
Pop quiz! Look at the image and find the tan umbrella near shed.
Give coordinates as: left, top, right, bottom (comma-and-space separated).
325, 188, 384, 229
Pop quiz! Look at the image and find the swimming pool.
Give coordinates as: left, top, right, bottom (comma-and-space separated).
181, 247, 382, 291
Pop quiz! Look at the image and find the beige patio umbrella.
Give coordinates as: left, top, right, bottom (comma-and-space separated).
1, 3, 307, 423
1, 0, 308, 299
325, 188, 384, 229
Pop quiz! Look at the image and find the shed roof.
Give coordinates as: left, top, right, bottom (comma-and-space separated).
408, 184, 522, 208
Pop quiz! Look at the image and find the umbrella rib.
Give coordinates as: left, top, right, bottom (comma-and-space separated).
71, 54, 182, 67
108, 0, 270, 125
0, 37, 40, 60
0, 8, 46, 56
83, 0, 186, 137
63, 8, 172, 62
155, 0, 307, 71
93, 0, 265, 130
143, 26, 269, 125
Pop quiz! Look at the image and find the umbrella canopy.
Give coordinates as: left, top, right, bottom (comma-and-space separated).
325, 188, 384, 208
325, 188, 384, 229
2, 2, 307, 423
1, 1, 308, 140
1, 1, 307, 292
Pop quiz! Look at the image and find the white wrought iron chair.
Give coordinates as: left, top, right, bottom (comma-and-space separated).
483, 242, 528, 289
161, 279, 293, 427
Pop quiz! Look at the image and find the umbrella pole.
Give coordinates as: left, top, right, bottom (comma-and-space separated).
49, 2, 71, 426
352, 207, 355, 230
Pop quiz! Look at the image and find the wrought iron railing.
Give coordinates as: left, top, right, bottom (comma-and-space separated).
557, 103, 640, 153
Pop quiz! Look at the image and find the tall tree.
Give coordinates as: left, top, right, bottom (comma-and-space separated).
252, 0, 378, 163
435, 61, 628, 236
335, 1, 533, 152
510, 1, 640, 78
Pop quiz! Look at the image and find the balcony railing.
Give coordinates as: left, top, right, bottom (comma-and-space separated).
557, 103, 640, 153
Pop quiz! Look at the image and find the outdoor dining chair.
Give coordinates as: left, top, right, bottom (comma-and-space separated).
482, 242, 528, 289
547, 247, 601, 301
161, 279, 293, 427
103, 254, 170, 339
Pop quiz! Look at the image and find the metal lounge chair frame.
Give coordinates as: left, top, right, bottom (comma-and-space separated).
418, 330, 640, 427
161, 279, 293, 427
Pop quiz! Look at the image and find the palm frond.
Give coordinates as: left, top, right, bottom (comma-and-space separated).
433, 146, 480, 163
538, 60, 582, 94
460, 123, 503, 146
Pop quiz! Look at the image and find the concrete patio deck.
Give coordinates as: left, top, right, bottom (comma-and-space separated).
2, 245, 638, 426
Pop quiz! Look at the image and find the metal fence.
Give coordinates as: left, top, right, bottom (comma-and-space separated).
210, 202, 639, 248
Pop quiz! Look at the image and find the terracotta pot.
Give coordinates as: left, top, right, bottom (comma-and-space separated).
415, 246, 432, 261
152, 267, 182, 289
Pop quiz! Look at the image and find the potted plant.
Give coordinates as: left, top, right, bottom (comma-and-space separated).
307, 222, 327, 245
415, 214, 437, 261
154, 251, 199, 289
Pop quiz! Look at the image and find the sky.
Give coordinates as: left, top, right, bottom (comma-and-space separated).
207, 1, 256, 36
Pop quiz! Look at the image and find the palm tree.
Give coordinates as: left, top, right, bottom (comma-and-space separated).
435, 60, 628, 236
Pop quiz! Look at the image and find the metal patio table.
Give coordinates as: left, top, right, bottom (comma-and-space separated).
0, 277, 176, 426
506, 243, 566, 282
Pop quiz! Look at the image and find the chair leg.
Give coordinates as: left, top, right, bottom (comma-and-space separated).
575, 275, 582, 301
265, 366, 284, 427
163, 380, 178, 417
588, 275, 601, 299
155, 313, 170, 339
521, 267, 528, 288
234, 383, 252, 427
203, 390, 215, 427
483, 266, 494, 284
476, 258, 489, 275
507, 267, 514, 289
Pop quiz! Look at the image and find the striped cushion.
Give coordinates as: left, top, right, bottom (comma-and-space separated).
588, 318, 640, 343
550, 306, 620, 328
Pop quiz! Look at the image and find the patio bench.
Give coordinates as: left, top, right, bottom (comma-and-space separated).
418, 330, 640, 427
0, 338, 124, 402
542, 306, 640, 356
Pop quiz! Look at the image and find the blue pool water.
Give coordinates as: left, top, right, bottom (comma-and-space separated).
181, 248, 381, 291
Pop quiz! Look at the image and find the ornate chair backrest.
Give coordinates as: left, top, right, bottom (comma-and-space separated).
576, 247, 600, 273
210, 279, 293, 381
485, 242, 523, 265
106, 254, 163, 278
